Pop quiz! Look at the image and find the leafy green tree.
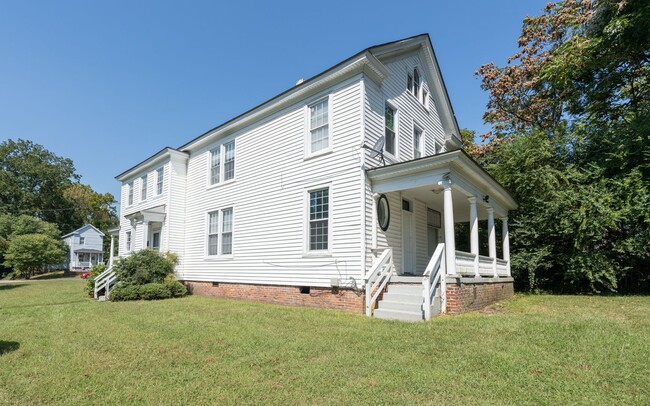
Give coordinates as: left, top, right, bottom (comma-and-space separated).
4, 234, 66, 279
475, 0, 650, 293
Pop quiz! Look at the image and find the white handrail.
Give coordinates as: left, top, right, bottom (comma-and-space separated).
363, 248, 394, 316
422, 243, 446, 320
93, 266, 116, 299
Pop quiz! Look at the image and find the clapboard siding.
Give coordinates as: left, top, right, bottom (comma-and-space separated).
180, 78, 363, 287
363, 50, 448, 275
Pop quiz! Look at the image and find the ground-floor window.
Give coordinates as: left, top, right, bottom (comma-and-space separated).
207, 208, 234, 256
427, 208, 441, 257
308, 187, 329, 251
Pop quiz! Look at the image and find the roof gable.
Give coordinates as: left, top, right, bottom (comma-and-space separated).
61, 224, 105, 239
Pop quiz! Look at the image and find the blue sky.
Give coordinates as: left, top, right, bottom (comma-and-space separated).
0, 0, 549, 201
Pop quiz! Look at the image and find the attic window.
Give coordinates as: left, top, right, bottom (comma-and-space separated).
408, 67, 428, 107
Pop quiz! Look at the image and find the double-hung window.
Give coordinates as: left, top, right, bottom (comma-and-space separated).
209, 142, 236, 185
308, 188, 329, 251
127, 182, 134, 206
141, 175, 147, 201
79, 237, 85, 245
126, 231, 132, 252
207, 208, 234, 256
384, 104, 396, 156
308, 98, 329, 154
156, 168, 164, 195
413, 126, 423, 158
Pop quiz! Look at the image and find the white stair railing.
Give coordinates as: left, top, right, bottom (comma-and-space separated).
93, 267, 117, 299
422, 243, 446, 320
363, 248, 394, 316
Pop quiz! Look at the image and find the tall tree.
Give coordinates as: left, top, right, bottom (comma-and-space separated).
475, 0, 650, 293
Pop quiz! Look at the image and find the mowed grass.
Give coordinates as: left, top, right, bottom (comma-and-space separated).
0, 280, 648, 405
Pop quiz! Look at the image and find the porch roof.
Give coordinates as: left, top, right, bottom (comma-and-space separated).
74, 248, 103, 254
366, 149, 517, 217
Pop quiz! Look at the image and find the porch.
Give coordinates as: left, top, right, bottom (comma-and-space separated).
73, 249, 103, 270
364, 150, 517, 321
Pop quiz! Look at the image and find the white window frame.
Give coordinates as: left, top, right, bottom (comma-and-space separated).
408, 66, 428, 109
304, 95, 333, 158
205, 207, 234, 258
384, 102, 398, 159
125, 231, 132, 252
304, 184, 332, 255
413, 123, 424, 159
141, 175, 147, 201
156, 167, 164, 195
79, 236, 85, 245
127, 182, 134, 206
207, 140, 236, 187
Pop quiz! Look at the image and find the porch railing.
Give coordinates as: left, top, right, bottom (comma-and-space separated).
455, 251, 476, 276
496, 259, 509, 277
423, 243, 446, 320
363, 248, 394, 316
93, 266, 117, 300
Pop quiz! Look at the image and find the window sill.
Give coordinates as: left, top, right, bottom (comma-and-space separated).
204, 255, 234, 261
302, 252, 332, 258
304, 148, 333, 161
206, 179, 236, 191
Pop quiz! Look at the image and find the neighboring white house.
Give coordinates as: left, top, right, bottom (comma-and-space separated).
107, 34, 517, 320
62, 224, 104, 271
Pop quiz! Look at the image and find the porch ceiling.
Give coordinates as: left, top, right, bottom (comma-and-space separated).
367, 150, 517, 217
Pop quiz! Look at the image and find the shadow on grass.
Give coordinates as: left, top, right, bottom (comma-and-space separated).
0, 341, 20, 355
32, 271, 73, 280
0, 284, 26, 291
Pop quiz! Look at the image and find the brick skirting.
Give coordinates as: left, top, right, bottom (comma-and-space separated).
183, 281, 365, 314
445, 277, 514, 315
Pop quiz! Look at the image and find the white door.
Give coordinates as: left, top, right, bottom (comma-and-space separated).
402, 199, 416, 275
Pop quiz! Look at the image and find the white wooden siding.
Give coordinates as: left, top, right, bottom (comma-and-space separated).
180, 78, 363, 287
363, 50, 448, 274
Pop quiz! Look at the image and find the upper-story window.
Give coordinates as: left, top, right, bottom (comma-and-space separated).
407, 67, 428, 107
413, 126, 423, 158
384, 104, 396, 156
79, 236, 85, 245
141, 175, 147, 201
209, 141, 236, 185
308, 98, 330, 154
127, 182, 134, 206
156, 168, 164, 195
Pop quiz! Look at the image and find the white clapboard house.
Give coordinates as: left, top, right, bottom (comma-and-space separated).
96, 34, 517, 321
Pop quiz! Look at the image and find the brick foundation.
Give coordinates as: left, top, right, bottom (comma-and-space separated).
445, 277, 514, 315
183, 281, 365, 314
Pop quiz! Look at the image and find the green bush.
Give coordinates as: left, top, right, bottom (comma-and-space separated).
168, 281, 187, 297
86, 263, 107, 296
109, 284, 141, 301
113, 250, 178, 285
139, 283, 172, 300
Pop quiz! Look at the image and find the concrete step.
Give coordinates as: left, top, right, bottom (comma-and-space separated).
381, 292, 423, 305
387, 284, 423, 295
374, 308, 424, 322
98, 295, 106, 302
378, 300, 423, 313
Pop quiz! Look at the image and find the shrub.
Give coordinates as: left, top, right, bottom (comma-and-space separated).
139, 283, 172, 300
109, 283, 141, 301
114, 250, 177, 285
168, 281, 187, 297
86, 263, 107, 296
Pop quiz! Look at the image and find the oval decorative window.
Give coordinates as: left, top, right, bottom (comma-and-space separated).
377, 194, 390, 231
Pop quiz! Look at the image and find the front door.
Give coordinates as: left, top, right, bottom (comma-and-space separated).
402, 199, 416, 275
152, 232, 161, 251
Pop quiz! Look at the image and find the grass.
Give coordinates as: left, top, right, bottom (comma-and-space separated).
0, 279, 648, 405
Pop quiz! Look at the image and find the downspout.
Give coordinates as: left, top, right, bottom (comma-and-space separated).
359, 75, 367, 285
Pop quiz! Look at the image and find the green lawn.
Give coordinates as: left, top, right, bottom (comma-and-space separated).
0, 279, 648, 405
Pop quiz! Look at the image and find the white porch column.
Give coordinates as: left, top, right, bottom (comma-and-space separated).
443, 180, 456, 276
469, 196, 479, 277
502, 216, 511, 276
487, 207, 497, 277
109, 235, 115, 267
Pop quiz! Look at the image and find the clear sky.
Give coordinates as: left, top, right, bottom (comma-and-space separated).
0, 0, 549, 201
